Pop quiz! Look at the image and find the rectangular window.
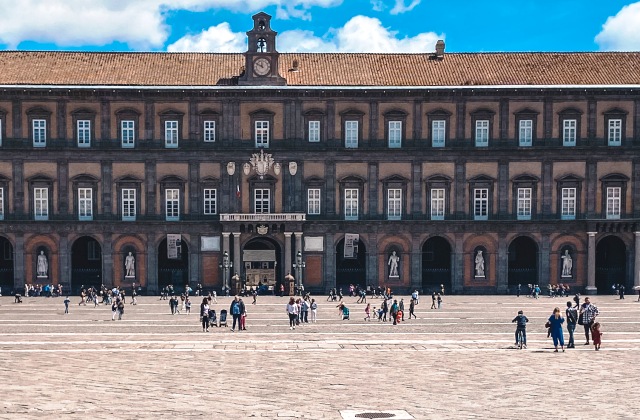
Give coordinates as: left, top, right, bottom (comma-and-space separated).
517, 188, 532, 220
121, 120, 135, 148
474, 188, 488, 220
0, 187, 3, 220
432, 120, 446, 147
204, 121, 216, 142
563, 119, 576, 146
33, 119, 46, 147
518, 119, 533, 147
561, 188, 576, 220
387, 188, 402, 220
431, 188, 445, 220
255, 121, 269, 148
308, 120, 320, 143
78, 188, 93, 221
475, 120, 489, 147
77, 120, 91, 147
254, 188, 270, 213
307, 188, 321, 215
87, 241, 100, 260
608, 119, 622, 146
34, 187, 48, 220
606, 187, 621, 219
344, 188, 359, 220
203, 188, 217, 215
165, 189, 180, 221
165, 120, 178, 148
345, 121, 358, 148
122, 189, 136, 221
388, 121, 402, 148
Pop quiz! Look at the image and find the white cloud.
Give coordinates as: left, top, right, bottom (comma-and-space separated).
279, 15, 443, 53
0, 0, 343, 49
595, 2, 640, 50
390, 0, 421, 15
370, 0, 386, 12
167, 22, 245, 52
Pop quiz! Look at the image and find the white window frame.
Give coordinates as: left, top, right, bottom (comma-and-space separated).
608, 119, 622, 146
518, 119, 532, 147
307, 188, 321, 215
255, 121, 269, 148
33, 119, 46, 147
308, 120, 320, 143
561, 187, 576, 220
431, 188, 445, 220
387, 188, 402, 220
165, 120, 179, 148
344, 188, 359, 220
473, 188, 488, 220
165, 189, 180, 221
517, 187, 532, 220
34, 187, 48, 220
121, 120, 135, 148
432, 120, 446, 147
388, 121, 402, 148
345, 120, 358, 148
606, 187, 621, 220
78, 188, 93, 221
203, 188, 217, 215
204, 120, 216, 142
254, 188, 270, 214
562, 119, 576, 146
122, 189, 136, 221
0, 187, 4, 220
475, 120, 489, 147
77, 119, 91, 147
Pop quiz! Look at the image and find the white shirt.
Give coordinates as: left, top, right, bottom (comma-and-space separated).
286, 303, 298, 314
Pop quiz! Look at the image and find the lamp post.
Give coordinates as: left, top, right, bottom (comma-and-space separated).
292, 250, 306, 295
219, 250, 233, 296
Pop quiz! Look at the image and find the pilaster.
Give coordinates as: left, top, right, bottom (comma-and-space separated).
411, 161, 422, 216
145, 160, 156, 216
368, 162, 378, 216
284, 232, 293, 280
57, 160, 69, 215
453, 232, 464, 293
102, 232, 113, 288
497, 232, 508, 293
540, 232, 550, 287
101, 160, 113, 216
586, 232, 597, 294
146, 234, 158, 294
14, 234, 25, 289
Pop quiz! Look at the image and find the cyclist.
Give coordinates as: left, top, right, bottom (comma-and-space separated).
511, 310, 529, 348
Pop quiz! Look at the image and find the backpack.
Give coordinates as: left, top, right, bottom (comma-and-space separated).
232, 303, 240, 315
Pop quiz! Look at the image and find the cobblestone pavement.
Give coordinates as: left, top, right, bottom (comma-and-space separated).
1, 293, 639, 419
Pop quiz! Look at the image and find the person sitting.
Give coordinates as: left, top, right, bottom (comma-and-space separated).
15, 293, 22, 303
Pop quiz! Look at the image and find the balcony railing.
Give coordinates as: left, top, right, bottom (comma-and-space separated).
220, 213, 306, 222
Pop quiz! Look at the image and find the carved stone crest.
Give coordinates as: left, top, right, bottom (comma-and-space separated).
257, 225, 269, 235
289, 161, 298, 176
226, 162, 236, 176
249, 149, 275, 179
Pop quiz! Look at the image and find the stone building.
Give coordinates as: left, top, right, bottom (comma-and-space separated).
1, 12, 640, 295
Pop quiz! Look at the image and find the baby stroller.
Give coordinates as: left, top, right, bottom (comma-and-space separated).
208, 309, 218, 328
219, 309, 228, 327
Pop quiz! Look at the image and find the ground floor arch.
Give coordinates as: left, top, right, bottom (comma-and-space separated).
596, 235, 627, 294
158, 238, 189, 292
335, 238, 367, 291
0, 237, 13, 293
243, 236, 282, 292
71, 236, 102, 292
422, 236, 452, 293
508, 236, 538, 286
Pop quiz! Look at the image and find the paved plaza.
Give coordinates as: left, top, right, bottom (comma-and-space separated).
1, 292, 639, 419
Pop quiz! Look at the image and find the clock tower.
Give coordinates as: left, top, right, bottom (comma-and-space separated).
238, 12, 286, 86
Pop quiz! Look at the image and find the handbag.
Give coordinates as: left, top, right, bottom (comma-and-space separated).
544, 321, 551, 329
577, 313, 584, 325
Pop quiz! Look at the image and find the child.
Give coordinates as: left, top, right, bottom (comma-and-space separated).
377, 307, 384, 321
591, 322, 602, 350
511, 310, 529, 348
64, 296, 70, 314
364, 303, 371, 321
185, 297, 191, 314
396, 310, 403, 324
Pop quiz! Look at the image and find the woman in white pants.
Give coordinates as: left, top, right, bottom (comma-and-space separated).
310, 299, 318, 323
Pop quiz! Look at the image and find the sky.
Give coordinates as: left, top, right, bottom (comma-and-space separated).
0, 0, 639, 53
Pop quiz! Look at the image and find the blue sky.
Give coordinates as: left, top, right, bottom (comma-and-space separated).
1, 1, 639, 53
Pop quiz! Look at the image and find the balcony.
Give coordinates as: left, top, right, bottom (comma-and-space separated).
220, 213, 306, 222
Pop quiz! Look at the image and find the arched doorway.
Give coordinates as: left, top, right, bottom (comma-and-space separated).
335, 238, 366, 291
0, 237, 14, 293
596, 236, 626, 294
158, 238, 189, 292
508, 236, 538, 286
71, 236, 102, 292
243, 237, 281, 292
422, 236, 451, 293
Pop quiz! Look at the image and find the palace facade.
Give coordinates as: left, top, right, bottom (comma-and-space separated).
1, 13, 640, 295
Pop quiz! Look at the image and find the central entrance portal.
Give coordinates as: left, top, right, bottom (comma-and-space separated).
243, 237, 281, 293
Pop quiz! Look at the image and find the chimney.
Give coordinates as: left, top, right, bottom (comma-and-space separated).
435, 40, 445, 58
290, 59, 299, 72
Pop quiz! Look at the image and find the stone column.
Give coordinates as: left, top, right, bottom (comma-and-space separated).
232, 232, 241, 282
586, 232, 597, 294
284, 232, 292, 281
146, 234, 158, 294
222, 232, 231, 292
634, 232, 640, 288
294, 232, 303, 288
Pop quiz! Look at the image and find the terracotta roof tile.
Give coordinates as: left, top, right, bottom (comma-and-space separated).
0, 51, 639, 87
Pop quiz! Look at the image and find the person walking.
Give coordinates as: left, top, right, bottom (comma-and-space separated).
548, 307, 565, 352
437, 293, 442, 309
230, 296, 242, 332
381, 298, 388, 322
390, 300, 399, 325
364, 303, 371, 321
591, 322, 603, 351
565, 301, 578, 348
619, 284, 625, 299
310, 299, 318, 323
399, 299, 405, 321
117, 298, 125, 320
286, 297, 298, 330
239, 298, 247, 330
200, 298, 210, 332
430, 292, 437, 309
516, 283, 521, 297
111, 299, 118, 321
64, 296, 70, 314
579, 297, 599, 345
409, 299, 417, 319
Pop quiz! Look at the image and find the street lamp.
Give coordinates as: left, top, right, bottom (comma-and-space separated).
292, 250, 306, 295
218, 250, 233, 296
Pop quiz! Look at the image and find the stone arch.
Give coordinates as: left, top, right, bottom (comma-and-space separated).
24, 235, 58, 284
113, 235, 147, 288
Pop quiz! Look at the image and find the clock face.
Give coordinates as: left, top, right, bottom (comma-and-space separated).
253, 57, 271, 76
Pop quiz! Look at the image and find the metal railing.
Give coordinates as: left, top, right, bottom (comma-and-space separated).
219, 213, 306, 222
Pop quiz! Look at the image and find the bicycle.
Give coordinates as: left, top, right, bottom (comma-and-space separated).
516, 329, 526, 350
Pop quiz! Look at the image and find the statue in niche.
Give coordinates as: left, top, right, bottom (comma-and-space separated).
561, 249, 573, 277
388, 251, 400, 277
37, 250, 48, 277
475, 250, 485, 277
125, 252, 136, 278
